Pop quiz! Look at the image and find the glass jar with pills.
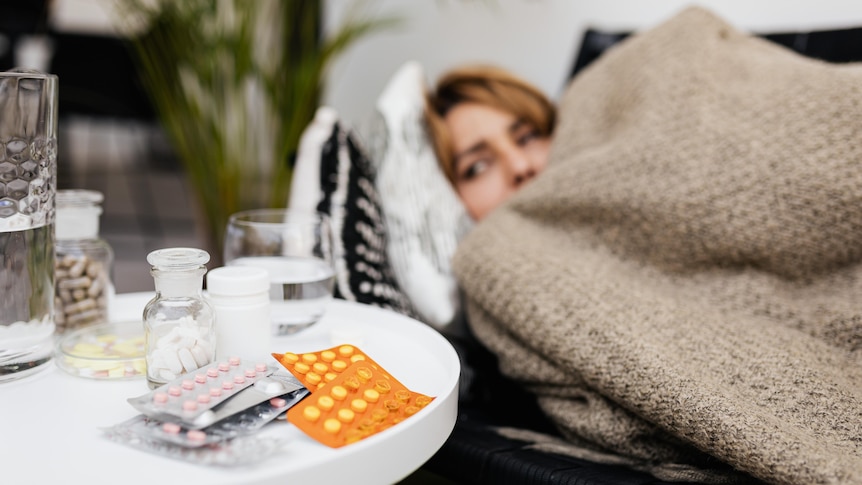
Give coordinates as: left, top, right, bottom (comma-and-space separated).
143, 247, 216, 389
54, 189, 114, 334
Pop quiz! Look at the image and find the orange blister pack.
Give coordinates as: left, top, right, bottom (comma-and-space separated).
272, 345, 434, 448
272, 344, 370, 392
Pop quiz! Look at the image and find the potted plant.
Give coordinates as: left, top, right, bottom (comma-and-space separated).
114, 0, 395, 265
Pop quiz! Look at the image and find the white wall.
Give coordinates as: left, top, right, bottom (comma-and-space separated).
323, 0, 862, 127
48, 0, 862, 127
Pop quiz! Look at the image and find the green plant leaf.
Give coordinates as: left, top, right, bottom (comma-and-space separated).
111, 0, 396, 263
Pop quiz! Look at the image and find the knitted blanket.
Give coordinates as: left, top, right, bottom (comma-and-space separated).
452, 7, 862, 485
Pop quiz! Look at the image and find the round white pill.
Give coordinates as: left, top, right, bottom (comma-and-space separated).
178, 347, 199, 372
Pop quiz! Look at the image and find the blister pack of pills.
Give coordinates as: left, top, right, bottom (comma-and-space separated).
102, 424, 289, 467
272, 344, 434, 448
272, 344, 377, 392
112, 387, 308, 448
106, 369, 309, 466
127, 357, 277, 429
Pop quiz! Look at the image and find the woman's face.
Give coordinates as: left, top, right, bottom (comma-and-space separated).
444, 102, 550, 220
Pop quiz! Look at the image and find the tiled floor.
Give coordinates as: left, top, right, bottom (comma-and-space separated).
58, 116, 207, 294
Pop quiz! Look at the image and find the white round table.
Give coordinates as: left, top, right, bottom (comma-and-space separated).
0, 293, 460, 485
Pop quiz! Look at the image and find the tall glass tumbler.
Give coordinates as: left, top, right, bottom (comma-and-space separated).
0, 69, 58, 382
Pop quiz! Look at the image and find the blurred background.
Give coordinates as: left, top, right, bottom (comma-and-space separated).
4, 0, 862, 293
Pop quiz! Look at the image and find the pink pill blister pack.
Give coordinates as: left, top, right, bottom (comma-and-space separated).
104, 367, 308, 466
115, 390, 307, 448
127, 357, 276, 429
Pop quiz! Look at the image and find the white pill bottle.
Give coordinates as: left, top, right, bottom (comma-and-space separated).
205, 265, 271, 361
143, 248, 216, 389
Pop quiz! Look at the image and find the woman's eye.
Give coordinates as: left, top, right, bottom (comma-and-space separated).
515, 127, 540, 146
460, 158, 490, 181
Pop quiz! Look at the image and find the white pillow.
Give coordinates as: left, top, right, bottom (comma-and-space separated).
288, 106, 338, 213
371, 61, 472, 332
288, 106, 418, 317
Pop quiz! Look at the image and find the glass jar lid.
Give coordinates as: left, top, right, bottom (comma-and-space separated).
147, 247, 210, 270
56, 189, 104, 240
56, 189, 104, 208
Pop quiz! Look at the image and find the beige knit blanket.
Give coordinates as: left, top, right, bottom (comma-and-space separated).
452, 6, 862, 485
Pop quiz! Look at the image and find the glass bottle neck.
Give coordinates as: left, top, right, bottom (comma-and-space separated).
152, 268, 206, 298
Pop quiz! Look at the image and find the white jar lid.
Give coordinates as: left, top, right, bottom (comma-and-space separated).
207, 266, 269, 296
56, 189, 103, 240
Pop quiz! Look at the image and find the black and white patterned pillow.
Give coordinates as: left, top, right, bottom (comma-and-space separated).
289, 107, 416, 318
364, 61, 471, 332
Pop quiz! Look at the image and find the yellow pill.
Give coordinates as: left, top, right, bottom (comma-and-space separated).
395, 389, 411, 402
72, 342, 104, 355
363, 388, 380, 403
344, 375, 361, 390
345, 429, 365, 444
306, 372, 322, 386
350, 354, 366, 363
359, 418, 375, 430
111, 342, 140, 356
303, 406, 321, 422
107, 366, 125, 378
324, 372, 338, 382
331, 360, 347, 372
96, 334, 117, 344
90, 360, 121, 371
320, 350, 336, 362
301, 353, 318, 364
385, 399, 400, 411
312, 362, 329, 374
323, 418, 341, 434
338, 345, 354, 357
337, 408, 355, 423
404, 405, 420, 416
330, 385, 348, 401
282, 353, 299, 364
293, 362, 310, 374
351, 398, 368, 413
375, 379, 391, 394
415, 395, 432, 407
356, 366, 373, 381
371, 409, 388, 422
317, 395, 335, 411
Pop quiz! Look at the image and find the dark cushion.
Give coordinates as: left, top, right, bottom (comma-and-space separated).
570, 25, 862, 79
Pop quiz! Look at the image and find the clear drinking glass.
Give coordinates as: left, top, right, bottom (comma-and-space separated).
0, 69, 58, 382
223, 209, 334, 336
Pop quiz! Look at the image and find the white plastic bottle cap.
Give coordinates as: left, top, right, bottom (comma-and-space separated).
207, 266, 269, 296
56, 189, 103, 240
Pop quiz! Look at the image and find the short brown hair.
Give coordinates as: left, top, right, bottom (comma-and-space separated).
425, 65, 556, 183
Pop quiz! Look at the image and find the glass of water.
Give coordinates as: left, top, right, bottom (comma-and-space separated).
0, 69, 58, 382
223, 209, 335, 336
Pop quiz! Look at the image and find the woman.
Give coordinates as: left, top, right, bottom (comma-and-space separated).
425, 65, 557, 220
422, 64, 564, 434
